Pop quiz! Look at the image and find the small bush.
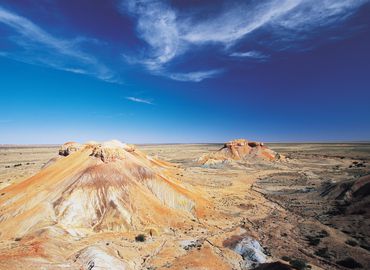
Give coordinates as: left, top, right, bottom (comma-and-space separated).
318, 230, 329, 238
345, 239, 358, 247
281, 256, 291, 262
314, 247, 331, 259
289, 259, 308, 270
359, 244, 370, 251
135, 234, 146, 242
336, 257, 363, 269
306, 236, 320, 246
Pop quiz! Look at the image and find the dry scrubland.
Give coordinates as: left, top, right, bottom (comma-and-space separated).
0, 143, 369, 270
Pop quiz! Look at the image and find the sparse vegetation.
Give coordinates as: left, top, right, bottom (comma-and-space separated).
345, 239, 358, 247
336, 257, 363, 269
306, 235, 320, 246
281, 256, 291, 262
314, 247, 330, 259
289, 258, 310, 270
135, 234, 146, 242
359, 244, 370, 251
305, 230, 328, 246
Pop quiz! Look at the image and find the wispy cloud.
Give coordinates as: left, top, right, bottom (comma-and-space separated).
123, 0, 179, 71
121, 0, 369, 81
0, 6, 117, 83
181, 0, 299, 45
125, 96, 153, 105
168, 69, 223, 82
230, 50, 269, 60
122, 0, 221, 82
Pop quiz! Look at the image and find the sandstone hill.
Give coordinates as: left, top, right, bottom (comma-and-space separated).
0, 140, 208, 239
198, 139, 284, 167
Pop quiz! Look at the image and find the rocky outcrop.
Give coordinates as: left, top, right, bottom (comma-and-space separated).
59, 142, 82, 156
233, 237, 268, 267
321, 174, 370, 203
224, 235, 269, 269
73, 246, 129, 270
90, 140, 134, 162
198, 139, 284, 167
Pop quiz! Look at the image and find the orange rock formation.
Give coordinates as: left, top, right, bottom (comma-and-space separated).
0, 140, 207, 239
198, 139, 283, 166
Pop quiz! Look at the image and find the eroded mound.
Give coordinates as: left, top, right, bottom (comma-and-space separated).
198, 139, 284, 167
0, 140, 207, 239
59, 141, 82, 156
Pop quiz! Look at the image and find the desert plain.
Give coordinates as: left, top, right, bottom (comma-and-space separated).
0, 142, 369, 270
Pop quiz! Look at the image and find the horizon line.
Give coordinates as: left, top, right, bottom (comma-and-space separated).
1, 140, 370, 148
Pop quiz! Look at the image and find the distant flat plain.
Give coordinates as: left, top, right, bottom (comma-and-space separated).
1, 143, 369, 189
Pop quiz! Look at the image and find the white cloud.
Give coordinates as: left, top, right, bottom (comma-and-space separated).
121, 0, 369, 81
123, 0, 180, 70
168, 69, 223, 82
230, 51, 269, 59
273, 0, 369, 31
122, 0, 220, 82
0, 6, 117, 83
125, 96, 153, 105
181, 0, 300, 45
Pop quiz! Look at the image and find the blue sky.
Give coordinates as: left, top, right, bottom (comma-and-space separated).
0, 0, 370, 143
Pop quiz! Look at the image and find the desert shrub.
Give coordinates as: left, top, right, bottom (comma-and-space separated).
318, 230, 329, 237
336, 257, 363, 269
306, 236, 320, 246
281, 256, 291, 262
359, 244, 370, 251
351, 209, 366, 215
345, 239, 358, 247
289, 259, 309, 270
305, 230, 328, 246
135, 234, 146, 242
253, 262, 293, 270
314, 247, 330, 259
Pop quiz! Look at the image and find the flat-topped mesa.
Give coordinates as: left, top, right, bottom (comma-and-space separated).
221, 139, 276, 161
198, 139, 284, 166
58, 142, 82, 156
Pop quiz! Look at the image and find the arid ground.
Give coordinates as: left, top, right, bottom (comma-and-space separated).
0, 143, 369, 270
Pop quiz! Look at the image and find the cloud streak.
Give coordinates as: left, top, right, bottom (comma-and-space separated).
230, 51, 269, 60
125, 96, 153, 105
168, 69, 223, 82
0, 6, 117, 83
